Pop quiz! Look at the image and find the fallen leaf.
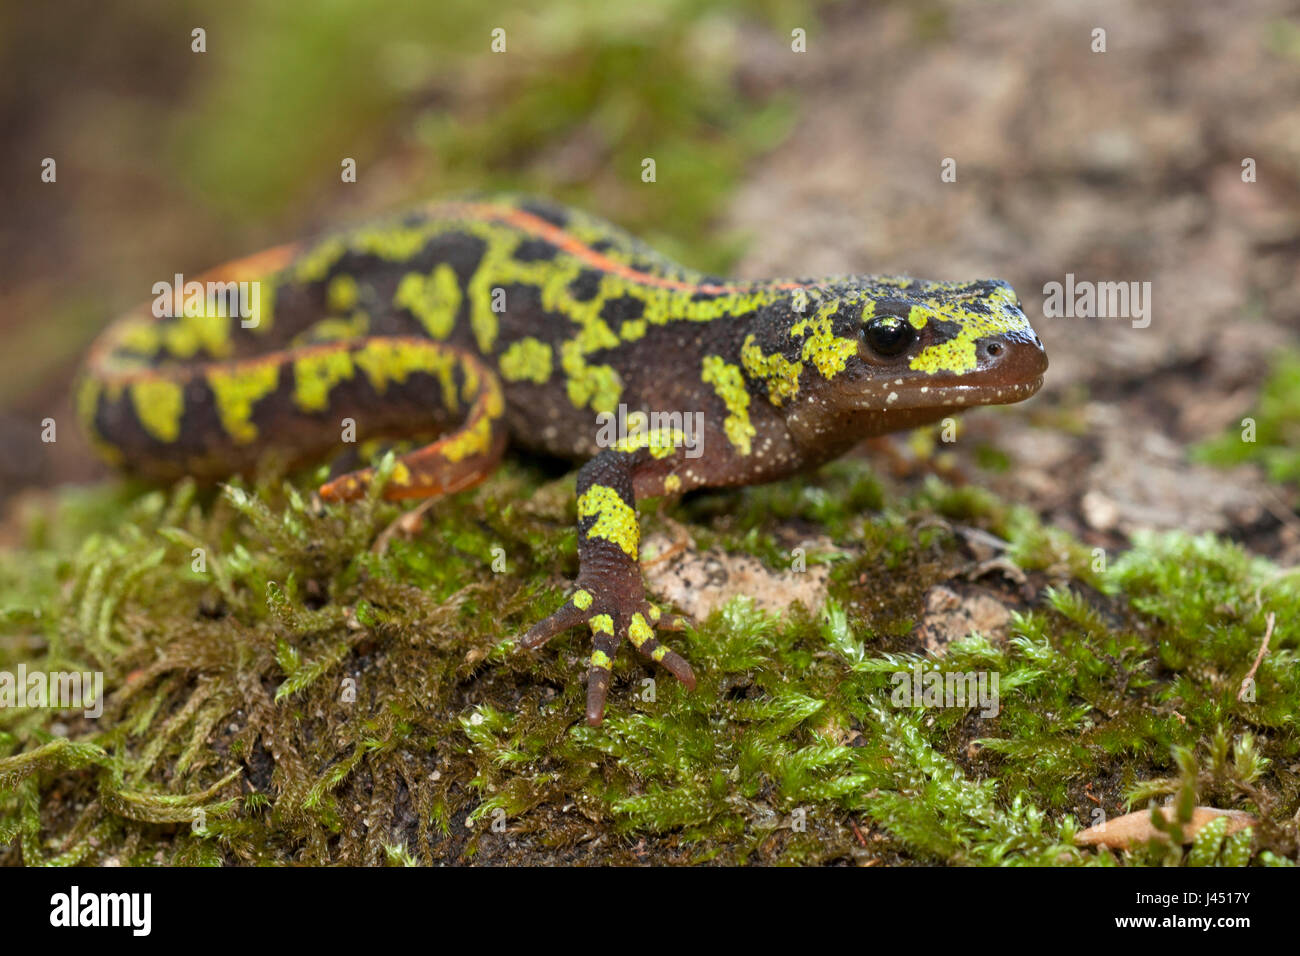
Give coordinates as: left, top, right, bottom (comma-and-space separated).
1074, 806, 1256, 849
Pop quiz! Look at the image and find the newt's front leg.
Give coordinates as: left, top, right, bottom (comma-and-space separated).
522, 443, 696, 725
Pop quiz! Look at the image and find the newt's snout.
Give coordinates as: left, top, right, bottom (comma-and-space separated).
981, 329, 1048, 401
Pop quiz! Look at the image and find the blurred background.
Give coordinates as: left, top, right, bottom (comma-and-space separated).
3, 0, 1299, 556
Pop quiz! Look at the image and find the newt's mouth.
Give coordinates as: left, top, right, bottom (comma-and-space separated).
860, 374, 1043, 412
856, 333, 1048, 412
941, 374, 1043, 405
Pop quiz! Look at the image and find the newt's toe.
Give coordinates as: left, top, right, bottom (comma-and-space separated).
521, 592, 696, 725
520, 599, 589, 650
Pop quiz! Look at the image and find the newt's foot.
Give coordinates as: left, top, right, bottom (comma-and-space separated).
522, 589, 695, 726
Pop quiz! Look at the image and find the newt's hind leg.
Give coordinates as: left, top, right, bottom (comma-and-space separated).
521, 434, 698, 726
319, 342, 507, 502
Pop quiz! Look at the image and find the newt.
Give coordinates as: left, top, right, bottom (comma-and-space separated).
78, 197, 1048, 725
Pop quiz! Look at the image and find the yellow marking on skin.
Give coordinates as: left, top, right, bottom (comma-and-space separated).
573, 317, 619, 353
644, 432, 681, 459
352, 339, 417, 391
327, 274, 359, 313
438, 371, 503, 464
394, 264, 461, 340
159, 321, 202, 360
130, 379, 184, 444
740, 334, 803, 406
573, 589, 593, 610
391, 462, 412, 486
590, 649, 613, 670
576, 484, 639, 558
293, 349, 355, 412
584, 366, 622, 414
628, 613, 653, 648
701, 356, 756, 456
117, 321, 162, 356
294, 238, 346, 283
663, 474, 682, 494
651, 646, 668, 662
440, 413, 495, 463
483, 374, 506, 418
161, 306, 235, 361
461, 362, 479, 404
76, 377, 125, 465
647, 604, 661, 622
589, 615, 614, 636
352, 224, 436, 261
469, 294, 500, 354
207, 362, 281, 444
612, 282, 788, 327
294, 313, 369, 344
791, 302, 857, 380
560, 340, 622, 413
459, 231, 539, 354
353, 339, 459, 411
908, 284, 1026, 375
76, 377, 101, 435
620, 319, 647, 341
247, 280, 275, 335
498, 337, 553, 384
613, 427, 686, 459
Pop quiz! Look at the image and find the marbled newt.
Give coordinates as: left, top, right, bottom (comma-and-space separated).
79, 196, 1048, 725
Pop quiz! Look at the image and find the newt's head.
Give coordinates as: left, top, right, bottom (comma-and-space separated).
772, 277, 1047, 447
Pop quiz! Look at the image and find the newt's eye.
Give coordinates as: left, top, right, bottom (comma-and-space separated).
863, 316, 915, 358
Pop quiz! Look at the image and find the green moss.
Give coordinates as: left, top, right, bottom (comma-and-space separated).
3, 449, 1297, 865
1194, 349, 1300, 484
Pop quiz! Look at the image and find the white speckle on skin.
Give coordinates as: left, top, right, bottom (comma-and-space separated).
887, 391, 898, 403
